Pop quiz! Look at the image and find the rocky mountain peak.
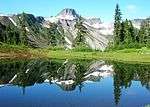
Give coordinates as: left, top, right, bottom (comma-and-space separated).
56, 8, 79, 20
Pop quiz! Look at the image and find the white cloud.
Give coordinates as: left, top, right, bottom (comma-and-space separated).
126, 5, 137, 13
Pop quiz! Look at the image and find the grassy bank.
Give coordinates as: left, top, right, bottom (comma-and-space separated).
0, 44, 150, 63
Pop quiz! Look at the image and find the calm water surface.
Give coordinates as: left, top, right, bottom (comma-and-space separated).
0, 59, 150, 107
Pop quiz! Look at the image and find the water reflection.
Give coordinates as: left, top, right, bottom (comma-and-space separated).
112, 62, 150, 105
0, 59, 150, 106
0, 59, 113, 90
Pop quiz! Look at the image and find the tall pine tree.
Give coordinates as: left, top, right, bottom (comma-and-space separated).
114, 4, 122, 46
124, 20, 132, 45
18, 12, 28, 45
138, 18, 150, 47
74, 16, 88, 46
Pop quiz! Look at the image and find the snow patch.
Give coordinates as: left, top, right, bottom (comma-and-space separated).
25, 69, 30, 73
9, 74, 17, 83
98, 65, 113, 71
44, 79, 50, 83
56, 80, 74, 85
45, 17, 58, 23
56, 15, 76, 20
0, 85, 5, 88
44, 79, 58, 83
45, 79, 74, 85
9, 17, 17, 26
64, 36, 72, 45
25, 27, 29, 32
84, 80, 94, 83
0, 14, 6, 16
85, 71, 113, 78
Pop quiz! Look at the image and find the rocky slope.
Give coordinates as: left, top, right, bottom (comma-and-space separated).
45, 8, 113, 50
0, 8, 114, 50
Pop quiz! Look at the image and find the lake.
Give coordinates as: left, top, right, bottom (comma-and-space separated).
0, 59, 150, 107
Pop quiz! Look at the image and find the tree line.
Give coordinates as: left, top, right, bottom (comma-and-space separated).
0, 22, 26, 45
113, 4, 150, 49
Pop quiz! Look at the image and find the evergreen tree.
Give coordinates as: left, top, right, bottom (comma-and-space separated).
119, 22, 125, 43
113, 4, 122, 45
128, 20, 136, 43
74, 16, 88, 46
124, 20, 132, 45
144, 19, 150, 47
19, 12, 28, 45
147, 26, 150, 47
14, 29, 21, 45
57, 26, 66, 45
0, 22, 6, 43
114, 74, 122, 106
114, 18, 137, 48
5, 25, 16, 44
48, 23, 58, 46
138, 19, 150, 47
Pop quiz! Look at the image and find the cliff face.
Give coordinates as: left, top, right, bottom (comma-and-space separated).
45, 8, 113, 50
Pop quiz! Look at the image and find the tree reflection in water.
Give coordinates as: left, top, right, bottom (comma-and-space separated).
112, 61, 150, 105
0, 59, 150, 105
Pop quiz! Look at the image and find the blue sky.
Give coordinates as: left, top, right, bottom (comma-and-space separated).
0, 0, 149, 22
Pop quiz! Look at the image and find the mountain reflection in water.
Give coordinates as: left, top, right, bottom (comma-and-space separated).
0, 59, 150, 107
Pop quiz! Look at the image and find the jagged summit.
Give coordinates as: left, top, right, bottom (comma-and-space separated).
56, 8, 79, 20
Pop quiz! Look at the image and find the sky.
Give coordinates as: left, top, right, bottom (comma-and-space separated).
0, 0, 149, 22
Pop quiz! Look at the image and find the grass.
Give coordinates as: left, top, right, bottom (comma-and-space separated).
0, 44, 150, 63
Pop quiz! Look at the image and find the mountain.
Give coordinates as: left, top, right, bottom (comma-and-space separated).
56, 8, 79, 20
1, 8, 147, 51
45, 8, 113, 50
132, 19, 144, 29
0, 16, 14, 26
0, 9, 113, 50
0, 13, 65, 48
